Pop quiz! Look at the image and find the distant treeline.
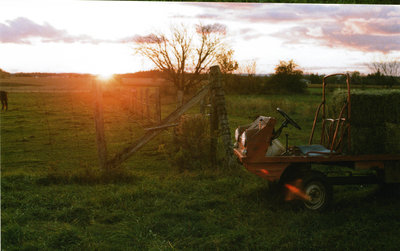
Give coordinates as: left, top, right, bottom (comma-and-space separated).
2, 68, 398, 94
0, 70, 167, 79
0, 69, 92, 78
117, 70, 167, 79
307, 72, 400, 88
222, 72, 400, 95
13, 73, 93, 78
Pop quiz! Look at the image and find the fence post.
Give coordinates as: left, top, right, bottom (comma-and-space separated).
145, 88, 150, 123
140, 88, 144, 119
155, 87, 161, 124
209, 68, 219, 168
131, 88, 136, 114
209, 66, 235, 168
93, 79, 108, 170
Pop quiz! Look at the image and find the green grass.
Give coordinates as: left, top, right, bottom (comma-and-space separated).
2, 89, 400, 250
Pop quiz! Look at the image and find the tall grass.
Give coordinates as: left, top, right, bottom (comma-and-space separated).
2, 91, 400, 250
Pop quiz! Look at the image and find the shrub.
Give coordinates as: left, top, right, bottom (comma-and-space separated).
172, 114, 210, 170
266, 73, 307, 94
266, 60, 307, 94
224, 74, 266, 94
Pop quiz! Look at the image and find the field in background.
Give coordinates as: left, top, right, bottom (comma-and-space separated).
2, 78, 400, 250
0, 76, 171, 92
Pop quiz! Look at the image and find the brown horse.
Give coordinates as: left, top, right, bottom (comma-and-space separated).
0, 91, 8, 110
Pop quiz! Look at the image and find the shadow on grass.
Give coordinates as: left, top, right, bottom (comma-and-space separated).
239, 182, 304, 212
239, 182, 400, 213
332, 184, 400, 211
36, 166, 141, 185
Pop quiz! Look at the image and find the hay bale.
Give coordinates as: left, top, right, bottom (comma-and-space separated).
331, 89, 400, 126
345, 121, 400, 155
349, 125, 387, 155
331, 90, 400, 154
385, 92, 400, 124
385, 123, 400, 154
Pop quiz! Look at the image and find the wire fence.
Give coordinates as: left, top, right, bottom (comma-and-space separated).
0, 86, 182, 172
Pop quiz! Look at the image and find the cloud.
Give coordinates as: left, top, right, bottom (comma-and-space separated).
189, 3, 399, 53
234, 28, 266, 41
274, 20, 400, 53
0, 17, 64, 43
0, 17, 105, 44
196, 13, 221, 20
267, 5, 400, 53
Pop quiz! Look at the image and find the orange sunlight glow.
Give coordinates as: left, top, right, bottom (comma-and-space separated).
97, 73, 114, 81
284, 180, 311, 202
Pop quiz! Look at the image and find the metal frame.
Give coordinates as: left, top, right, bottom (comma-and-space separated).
309, 73, 351, 153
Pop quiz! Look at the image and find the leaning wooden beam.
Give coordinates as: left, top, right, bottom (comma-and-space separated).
144, 123, 179, 131
107, 84, 210, 168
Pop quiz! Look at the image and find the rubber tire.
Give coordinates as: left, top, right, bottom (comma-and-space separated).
302, 171, 333, 212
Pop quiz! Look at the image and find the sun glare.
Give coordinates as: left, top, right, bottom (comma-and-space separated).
97, 73, 114, 82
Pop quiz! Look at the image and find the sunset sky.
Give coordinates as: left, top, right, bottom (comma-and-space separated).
0, 1, 399, 75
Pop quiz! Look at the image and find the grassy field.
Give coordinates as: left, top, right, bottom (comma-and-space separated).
2, 81, 400, 250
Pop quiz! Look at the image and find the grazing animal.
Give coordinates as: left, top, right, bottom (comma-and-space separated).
0, 91, 8, 110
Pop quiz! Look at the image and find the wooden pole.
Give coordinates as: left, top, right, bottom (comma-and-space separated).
145, 88, 150, 122
131, 88, 136, 114
210, 65, 235, 168
140, 88, 144, 119
93, 79, 108, 170
209, 67, 219, 168
155, 87, 161, 123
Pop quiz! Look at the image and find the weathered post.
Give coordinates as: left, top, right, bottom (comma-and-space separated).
140, 88, 144, 119
155, 87, 161, 123
131, 88, 136, 114
93, 79, 108, 170
209, 67, 219, 167
145, 88, 150, 122
200, 95, 208, 115
209, 66, 235, 168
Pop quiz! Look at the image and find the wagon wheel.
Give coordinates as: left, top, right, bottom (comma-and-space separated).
301, 171, 333, 212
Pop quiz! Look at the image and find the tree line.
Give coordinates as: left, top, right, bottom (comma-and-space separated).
133, 24, 399, 98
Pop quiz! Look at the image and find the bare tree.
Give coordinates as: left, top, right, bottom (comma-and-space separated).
367, 58, 400, 88
368, 59, 400, 77
134, 23, 226, 106
238, 60, 257, 76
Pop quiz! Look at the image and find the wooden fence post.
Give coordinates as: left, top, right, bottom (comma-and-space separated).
145, 88, 150, 123
93, 79, 108, 170
209, 66, 235, 168
131, 88, 136, 114
209, 68, 219, 167
140, 88, 144, 119
155, 87, 161, 124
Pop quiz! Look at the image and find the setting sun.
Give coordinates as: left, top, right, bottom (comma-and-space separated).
97, 73, 114, 82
